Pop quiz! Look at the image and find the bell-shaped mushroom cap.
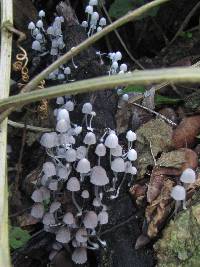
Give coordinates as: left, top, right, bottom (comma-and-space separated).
59, 133, 72, 146
31, 203, 44, 219
111, 158, 125, 172
63, 212, 74, 225
57, 109, 70, 121
40, 187, 51, 201
57, 166, 68, 179
56, 119, 71, 133
67, 177, 80, 192
76, 158, 91, 174
65, 148, 76, 162
90, 166, 109, 186
72, 247, 87, 265
48, 179, 58, 191
40, 132, 58, 148
110, 144, 122, 157
98, 211, 109, 225
127, 149, 137, 161
92, 198, 101, 207
31, 189, 43, 203
43, 212, 56, 225
64, 101, 74, 111
75, 228, 88, 243
126, 130, 136, 142
125, 162, 137, 175
49, 201, 61, 213
76, 146, 87, 159
95, 143, 106, 157
56, 227, 71, 243
56, 96, 64, 105
81, 190, 90, 199
105, 132, 118, 148
74, 126, 82, 135
31, 187, 50, 202
43, 162, 56, 177
171, 185, 186, 201
83, 132, 96, 145
83, 211, 98, 229
82, 102, 92, 114
180, 168, 196, 183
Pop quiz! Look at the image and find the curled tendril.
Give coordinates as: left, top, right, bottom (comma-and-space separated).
13, 45, 29, 83
37, 80, 49, 119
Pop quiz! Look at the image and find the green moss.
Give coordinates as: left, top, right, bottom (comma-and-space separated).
155, 204, 200, 267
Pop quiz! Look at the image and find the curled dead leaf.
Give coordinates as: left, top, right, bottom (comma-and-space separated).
172, 116, 200, 148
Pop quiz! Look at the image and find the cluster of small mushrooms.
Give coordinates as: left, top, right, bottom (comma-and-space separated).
30, 97, 137, 264
171, 168, 196, 214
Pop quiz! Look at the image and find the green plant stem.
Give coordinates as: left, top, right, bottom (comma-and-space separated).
21, 0, 170, 93
0, 0, 13, 266
1, 67, 200, 113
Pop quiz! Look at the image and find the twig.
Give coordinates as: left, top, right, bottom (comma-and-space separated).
20, 0, 170, 94
15, 126, 27, 192
8, 120, 52, 132
128, 58, 200, 104
0, 0, 13, 266
100, 211, 143, 236
99, 0, 144, 69
132, 102, 177, 126
1, 67, 200, 114
4, 23, 26, 43
168, 2, 200, 46
149, 141, 157, 166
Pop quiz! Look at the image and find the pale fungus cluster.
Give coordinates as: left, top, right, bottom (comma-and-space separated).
171, 168, 196, 214
30, 99, 137, 264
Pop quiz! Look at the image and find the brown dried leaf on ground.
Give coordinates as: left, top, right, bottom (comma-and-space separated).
157, 148, 198, 171
172, 115, 200, 148
136, 119, 173, 178
129, 184, 147, 206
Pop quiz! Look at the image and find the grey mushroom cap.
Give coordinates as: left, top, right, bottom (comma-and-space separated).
83, 132, 96, 145
67, 177, 80, 191
63, 212, 75, 225
105, 132, 118, 148
40, 132, 58, 148
83, 211, 98, 229
42, 162, 56, 177
81, 190, 90, 199
95, 143, 106, 157
90, 166, 109, 186
98, 211, 109, 225
110, 144, 122, 157
56, 119, 71, 133
76, 146, 87, 159
72, 247, 87, 265
111, 158, 125, 172
31, 203, 44, 219
65, 148, 76, 162
56, 227, 71, 243
180, 168, 196, 183
75, 228, 88, 243
42, 212, 56, 225
49, 201, 61, 213
171, 185, 186, 201
76, 158, 91, 174
82, 102, 93, 114
92, 198, 101, 207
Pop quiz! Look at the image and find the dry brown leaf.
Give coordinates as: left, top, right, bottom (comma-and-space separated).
172, 116, 200, 148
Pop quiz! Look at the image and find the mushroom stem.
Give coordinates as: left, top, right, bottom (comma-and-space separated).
98, 156, 101, 166
80, 173, 85, 183
109, 150, 112, 167
111, 173, 127, 199
72, 192, 82, 216
174, 200, 181, 215
94, 185, 102, 206
108, 172, 118, 192
71, 57, 78, 69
